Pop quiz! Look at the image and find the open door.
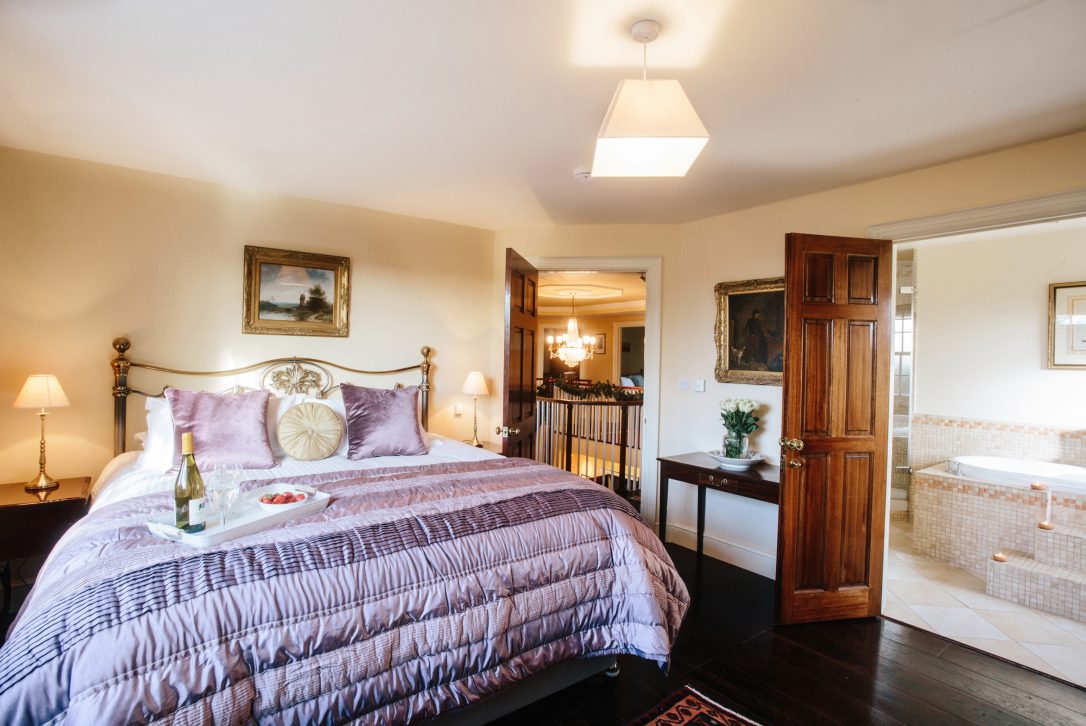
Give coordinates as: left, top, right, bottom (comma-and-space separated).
500, 248, 537, 458
776, 233, 892, 624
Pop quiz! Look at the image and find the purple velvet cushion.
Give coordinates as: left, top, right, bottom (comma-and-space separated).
165, 388, 276, 469
341, 383, 427, 459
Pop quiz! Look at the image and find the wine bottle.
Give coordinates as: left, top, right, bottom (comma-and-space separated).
173, 433, 192, 529
178, 432, 207, 530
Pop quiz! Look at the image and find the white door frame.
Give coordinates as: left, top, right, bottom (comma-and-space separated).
528, 256, 663, 525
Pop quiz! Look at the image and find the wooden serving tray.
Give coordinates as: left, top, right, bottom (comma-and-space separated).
146, 484, 330, 548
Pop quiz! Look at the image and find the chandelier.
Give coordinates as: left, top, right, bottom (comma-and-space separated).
546, 294, 595, 368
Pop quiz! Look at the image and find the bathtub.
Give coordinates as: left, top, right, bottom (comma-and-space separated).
951, 455, 1086, 494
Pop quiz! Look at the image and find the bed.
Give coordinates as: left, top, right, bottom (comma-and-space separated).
0, 338, 689, 724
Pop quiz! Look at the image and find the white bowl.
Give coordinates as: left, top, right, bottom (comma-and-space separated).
706, 451, 765, 470
256, 486, 311, 512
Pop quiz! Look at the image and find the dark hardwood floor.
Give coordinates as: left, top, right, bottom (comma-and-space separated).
496, 544, 1086, 726
3, 546, 1083, 724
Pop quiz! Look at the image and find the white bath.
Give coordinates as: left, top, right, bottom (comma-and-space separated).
951, 455, 1086, 493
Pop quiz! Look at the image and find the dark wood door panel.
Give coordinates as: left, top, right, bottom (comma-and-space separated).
503, 249, 538, 458
777, 232, 891, 625
803, 253, 835, 303
793, 453, 829, 591
840, 452, 874, 587
847, 255, 878, 304
801, 319, 832, 437
845, 321, 876, 436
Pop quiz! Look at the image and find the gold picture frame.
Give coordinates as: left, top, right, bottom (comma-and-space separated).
243, 245, 350, 337
1048, 280, 1086, 369
714, 276, 785, 385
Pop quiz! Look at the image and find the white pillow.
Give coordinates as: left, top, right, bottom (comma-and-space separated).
135, 396, 175, 471
267, 393, 307, 458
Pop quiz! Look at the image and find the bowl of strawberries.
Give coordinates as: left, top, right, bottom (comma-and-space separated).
257, 488, 308, 512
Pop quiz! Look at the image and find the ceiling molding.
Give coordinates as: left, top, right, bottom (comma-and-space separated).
868, 187, 1086, 242
539, 299, 646, 317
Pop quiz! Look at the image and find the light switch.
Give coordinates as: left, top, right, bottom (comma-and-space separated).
694, 379, 706, 392
454, 403, 464, 416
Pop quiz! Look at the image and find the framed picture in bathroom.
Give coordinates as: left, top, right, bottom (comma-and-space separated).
1049, 280, 1086, 369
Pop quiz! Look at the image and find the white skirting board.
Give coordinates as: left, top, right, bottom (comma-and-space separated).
662, 523, 777, 579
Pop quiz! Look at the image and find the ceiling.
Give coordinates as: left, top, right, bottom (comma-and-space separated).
2, 1, 1085, 230
539, 271, 645, 316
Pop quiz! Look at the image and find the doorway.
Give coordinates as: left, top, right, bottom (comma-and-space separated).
880, 220, 1086, 685
528, 256, 663, 522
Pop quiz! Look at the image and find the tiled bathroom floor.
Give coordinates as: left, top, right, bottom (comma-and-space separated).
884, 520, 1086, 687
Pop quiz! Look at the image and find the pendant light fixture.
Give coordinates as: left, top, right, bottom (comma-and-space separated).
546, 293, 596, 368
591, 19, 709, 177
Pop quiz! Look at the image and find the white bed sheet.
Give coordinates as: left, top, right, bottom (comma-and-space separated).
91, 435, 502, 512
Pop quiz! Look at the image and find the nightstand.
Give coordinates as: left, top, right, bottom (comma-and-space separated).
0, 476, 90, 614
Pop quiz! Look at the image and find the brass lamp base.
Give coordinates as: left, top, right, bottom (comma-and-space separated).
25, 470, 59, 492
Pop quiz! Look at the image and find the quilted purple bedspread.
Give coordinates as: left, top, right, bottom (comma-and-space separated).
0, 458, 689, 724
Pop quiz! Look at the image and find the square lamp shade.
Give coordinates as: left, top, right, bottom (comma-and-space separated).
461, 372, 489, 397
591, 79, 709, 177
13, 374, 70, 410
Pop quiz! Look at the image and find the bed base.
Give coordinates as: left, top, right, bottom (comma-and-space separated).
434, 656, 617, 724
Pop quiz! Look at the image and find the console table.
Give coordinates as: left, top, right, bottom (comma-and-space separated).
657, 452, 780, 557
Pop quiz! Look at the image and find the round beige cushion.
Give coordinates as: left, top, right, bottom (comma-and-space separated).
276, 402, 344, 461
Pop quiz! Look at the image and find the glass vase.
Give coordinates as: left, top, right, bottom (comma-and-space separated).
723, 428, 749, 459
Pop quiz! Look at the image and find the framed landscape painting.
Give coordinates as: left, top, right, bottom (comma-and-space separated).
1049, 280, 1086, 369
243, 245, 350, 337
714, 276, 785, 385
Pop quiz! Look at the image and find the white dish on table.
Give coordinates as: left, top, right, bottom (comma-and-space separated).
147, 483, 328, 548
706, 451, 765, 470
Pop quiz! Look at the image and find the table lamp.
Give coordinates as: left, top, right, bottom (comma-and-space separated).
461, 372, 489, 448
13, 374, 70, 491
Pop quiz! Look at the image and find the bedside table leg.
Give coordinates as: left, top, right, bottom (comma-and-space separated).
1, 561, 10, 615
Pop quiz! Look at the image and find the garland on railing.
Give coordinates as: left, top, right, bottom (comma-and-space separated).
536, 378, 644, 402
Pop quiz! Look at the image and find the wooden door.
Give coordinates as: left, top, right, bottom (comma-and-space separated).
501, 248, 538, 458
776, 233, 892, 624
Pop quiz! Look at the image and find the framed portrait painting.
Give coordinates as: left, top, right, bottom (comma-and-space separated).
714, 276, 785, 385
243, 245, 350, 337
1049, 281, 1086, 369
593, 333, 606, 355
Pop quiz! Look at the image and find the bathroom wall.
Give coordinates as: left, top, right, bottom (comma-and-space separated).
909, 222, 1086, 472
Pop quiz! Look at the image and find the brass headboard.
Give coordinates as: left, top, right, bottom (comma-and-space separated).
110, 337, 432, 456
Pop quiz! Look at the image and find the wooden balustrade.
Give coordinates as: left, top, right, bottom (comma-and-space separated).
535, 396, 642, 501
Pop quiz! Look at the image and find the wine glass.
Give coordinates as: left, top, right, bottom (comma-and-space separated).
207, 463, 242, 529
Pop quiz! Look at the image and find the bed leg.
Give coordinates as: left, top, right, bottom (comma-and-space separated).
604, 661, 620, 678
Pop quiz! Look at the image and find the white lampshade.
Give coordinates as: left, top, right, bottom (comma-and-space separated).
591, 79, 709, 177
13, 374, 70, 409
461, 372, 489, 397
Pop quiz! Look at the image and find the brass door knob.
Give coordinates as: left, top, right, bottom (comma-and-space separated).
778, 437, 805, 451
789, 459, 803, 468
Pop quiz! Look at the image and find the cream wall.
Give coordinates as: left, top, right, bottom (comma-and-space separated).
668, 131, 1086, 576
0, 147, 496, 485
912, 226, 1086, 428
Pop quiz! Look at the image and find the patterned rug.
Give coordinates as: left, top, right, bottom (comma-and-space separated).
630, 686, 764, 726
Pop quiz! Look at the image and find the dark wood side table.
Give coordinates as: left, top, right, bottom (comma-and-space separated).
0, 477, 90, 614
657, 453, 780, 557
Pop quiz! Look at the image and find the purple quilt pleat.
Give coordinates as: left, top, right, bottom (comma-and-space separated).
0, 458, 689, 724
